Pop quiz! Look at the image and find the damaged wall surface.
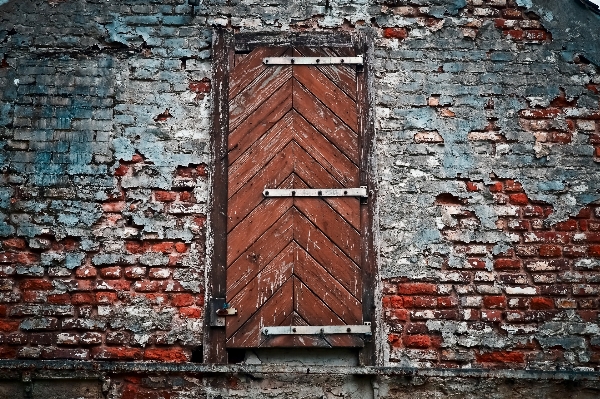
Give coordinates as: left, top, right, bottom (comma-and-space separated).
1, 0, 600, 397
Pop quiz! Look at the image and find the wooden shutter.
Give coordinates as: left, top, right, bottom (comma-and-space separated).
218, 40, 372, 350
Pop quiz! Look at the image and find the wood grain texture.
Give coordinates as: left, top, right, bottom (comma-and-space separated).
225, 42, 371, 350
293, 64, 357, 131
230, 46, 288, 100
293, 79, 359, 164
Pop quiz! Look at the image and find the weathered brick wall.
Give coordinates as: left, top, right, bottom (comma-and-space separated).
0, 0, 600, 380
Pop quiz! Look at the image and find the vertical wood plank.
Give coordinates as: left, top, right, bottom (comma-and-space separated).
204, 27, 233, 364
355, 29, 377, 367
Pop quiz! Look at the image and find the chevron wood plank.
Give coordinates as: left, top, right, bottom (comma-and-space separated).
293, 145, 361, 230
293, 79, 358, 164
227, 277, 294, 348
323, 335, 365, 348
293, 79, 358, 163
295, 46, 357, 101
226, 209, 295, 298
227, 143, 295, 231
230, 46, 289, 100
228, 112, 295, 197
229, 64, 292, 131
228, 79, 293, 164
294, 211, 362, 298
292, 111, 359, 188
295, 197, 361, 264
227, 196, 293, 265
293, 64, 357, 131
295, 247, 362, 324
294, 276, 345, 326
226, 243, 295, 339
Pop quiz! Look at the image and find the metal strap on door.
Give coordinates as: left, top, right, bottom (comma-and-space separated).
263, 187, 368, 198
263, 56, 363, 65
262, 323, 372, 336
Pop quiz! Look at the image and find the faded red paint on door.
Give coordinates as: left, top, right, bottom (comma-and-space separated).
225, 46, 365, 348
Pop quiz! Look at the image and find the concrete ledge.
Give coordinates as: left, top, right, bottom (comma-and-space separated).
0, 360, 598, 380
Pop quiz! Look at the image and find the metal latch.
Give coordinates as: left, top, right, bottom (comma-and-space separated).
263, 187, 368, 198
262, 323, 372, 336
263, 56, 363, 65
209, 298, 236, 327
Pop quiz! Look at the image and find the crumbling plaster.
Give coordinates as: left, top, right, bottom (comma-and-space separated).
0, 0, 599, 374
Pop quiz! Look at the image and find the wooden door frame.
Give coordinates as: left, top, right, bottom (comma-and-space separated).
204, 28, 377, 365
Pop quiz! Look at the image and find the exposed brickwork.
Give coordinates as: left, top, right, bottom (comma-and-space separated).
0, 0, 599, 378
384, 179, 600, 368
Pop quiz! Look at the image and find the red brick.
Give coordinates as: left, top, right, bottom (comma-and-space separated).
465, 182, 479, 192
386, 309, 409, 322
0, 347, 18, 358
20, 279, 53, 291
539, 245, 562, 257
114, 164, 129, 176
144, 347, 189, 362
578, 310, 598, 322
179, 191, 194, 202
154, 191, 177, 202
488, 182, 503, 192
494, 259, 521, 270
588, 245, 600, 257
96, 292, 118, 304
554, 219, 578, 231
0, 320, 20, 332
383, 27, 408, 40
483, 296, 506, 309
151, 242, 175, 253
174, 242, 187, 253
505, 30, 524, 40
388, 334, 402, 348
124, 266, 146, 279
47, 294, 71, 304
72, 293, 96, 305
437, 296, 457, 308
100, 266, 122, 279
504, 180, 523, 192
0, 252, 39, 264
189, 78, 211, 93
522, 205, 544, 218
133, 280, 163, 292
494, 18, 508, 29
102, 201, 126, 212
92, 347, 142, 360
383, 295, 404, 309
398, 283, 437, 295
170, 293, 194, 307
481, 310, 503, 322
403, 335, 431, 349
476, 351, 525, 363
530, 297, 554, 309
125, 241, 148, 254
179, 307, 202, 318
3, 238, 27, 250
75, 266, 97, 278
524, 29, 548, 41
94, 280, 131, 291
509, 193, 528, 205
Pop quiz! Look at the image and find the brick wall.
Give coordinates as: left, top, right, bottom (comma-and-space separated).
0, 0, 599, 381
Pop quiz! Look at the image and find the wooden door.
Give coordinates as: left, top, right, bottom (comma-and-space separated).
225, 46, 365, 348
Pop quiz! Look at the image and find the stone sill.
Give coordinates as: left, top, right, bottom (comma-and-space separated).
0, 360, 598, 380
